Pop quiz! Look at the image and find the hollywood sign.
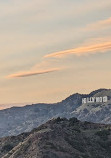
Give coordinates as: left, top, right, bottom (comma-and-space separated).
82, 96, 108, 104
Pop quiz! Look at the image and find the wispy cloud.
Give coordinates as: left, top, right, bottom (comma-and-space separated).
86, 17, 111, 31
7, 68, 60, 78
44, 41, 111, 58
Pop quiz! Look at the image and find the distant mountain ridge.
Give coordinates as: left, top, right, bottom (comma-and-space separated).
0, 88, 111, 138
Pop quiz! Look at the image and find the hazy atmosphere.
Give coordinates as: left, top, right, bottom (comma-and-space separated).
0, 0, 111, 108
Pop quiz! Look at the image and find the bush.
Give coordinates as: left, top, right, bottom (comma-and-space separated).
54, 117, 67, 123
98, 140, 111, 150
2, 144, 13, 152
95, 129, 110, 140
65, 137, 85, 153
69, 117, 79, 126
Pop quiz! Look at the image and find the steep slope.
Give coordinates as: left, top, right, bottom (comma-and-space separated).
1, 117, 111, 158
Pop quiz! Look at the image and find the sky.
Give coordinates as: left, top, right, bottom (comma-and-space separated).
0, 0, 111, 108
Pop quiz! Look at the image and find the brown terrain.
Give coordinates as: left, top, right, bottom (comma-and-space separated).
0, 117, 111, 158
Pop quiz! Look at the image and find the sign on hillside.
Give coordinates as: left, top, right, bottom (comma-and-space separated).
82, 96, 108, 104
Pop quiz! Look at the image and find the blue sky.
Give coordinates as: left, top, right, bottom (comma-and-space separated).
0, 0, 111, 108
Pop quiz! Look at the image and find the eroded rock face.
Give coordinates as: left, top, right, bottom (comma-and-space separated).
0, 88, 111, 138
1, 117, 111, 158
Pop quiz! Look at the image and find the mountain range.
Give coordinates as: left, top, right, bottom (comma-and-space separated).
0, 88, 111, 138
0, 117, 111, 158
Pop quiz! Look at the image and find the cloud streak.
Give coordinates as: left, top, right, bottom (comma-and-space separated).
86, 17, 111, 30
44, 41, 111, 58
7, 68, 60, 78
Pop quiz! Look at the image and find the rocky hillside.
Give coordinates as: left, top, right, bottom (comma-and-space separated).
1, 117, 111, 158
71, 89, 111, 124
0, 93, 82, 138
0, 88, 111, 138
